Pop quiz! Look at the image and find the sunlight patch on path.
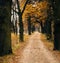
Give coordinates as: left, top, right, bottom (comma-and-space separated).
19, 32, 59, 63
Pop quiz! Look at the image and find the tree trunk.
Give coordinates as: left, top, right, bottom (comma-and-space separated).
28, 16, 31, 35
45, 19, 52, 40
50, 0, 60, 50
19, 13, 24, 41
40, 21, 44, 33
31, 25, 35, 33
16, 0, 29, 41
0, 0, 12, 56
54, 19, 60, 50
16, 0, 24, 41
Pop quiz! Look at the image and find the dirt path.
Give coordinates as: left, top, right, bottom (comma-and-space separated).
15, 32, 59, 63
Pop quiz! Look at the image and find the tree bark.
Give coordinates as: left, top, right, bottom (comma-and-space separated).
16, 0, 24, 41
28, 16, 31, 35
16, 0, 29, 41
19, 13, 24, 41
0, 0, 12, 56
50, 0, 60, 50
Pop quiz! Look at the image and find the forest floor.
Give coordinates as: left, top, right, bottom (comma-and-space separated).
0, 32, 60, 63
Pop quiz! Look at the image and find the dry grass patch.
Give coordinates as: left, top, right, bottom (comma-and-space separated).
11, 33, 29, 52
0, 33, 29, 63
40, 33, 53, 50
40, 33, 60, 62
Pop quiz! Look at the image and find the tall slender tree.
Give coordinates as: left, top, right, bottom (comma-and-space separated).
28, 16, 31, 35
16, 0, 29, 41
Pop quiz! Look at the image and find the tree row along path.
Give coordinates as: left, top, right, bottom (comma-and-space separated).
14, 32, 59, 63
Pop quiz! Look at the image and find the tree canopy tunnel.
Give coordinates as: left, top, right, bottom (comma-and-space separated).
22, 0, 53, 34
31, 18, 41, 32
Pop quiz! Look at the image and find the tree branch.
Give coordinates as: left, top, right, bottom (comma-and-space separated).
16, 0, 21, 14
21, 0, 29, 15
11, 8, 19, 14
